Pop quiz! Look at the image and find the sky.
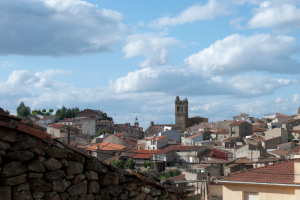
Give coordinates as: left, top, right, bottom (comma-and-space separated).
1, 0, 300, 129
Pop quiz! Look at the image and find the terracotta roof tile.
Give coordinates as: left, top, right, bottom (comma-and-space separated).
116, 132, 126, 137
281, 119, 299, 124
84, 142, 126, 151
156, 145, 206, 154
269, 149, 290, 156
230, 121, 247, 126
218, 159, 300, 185
146, 135, 167, 141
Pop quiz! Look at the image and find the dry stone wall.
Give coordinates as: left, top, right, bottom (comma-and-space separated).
0, 124, 187, 200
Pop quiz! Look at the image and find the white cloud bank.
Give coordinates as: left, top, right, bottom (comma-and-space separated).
148, 0, 231, 29
247, 1, 300, 30
109, 66, 292, 98
123, 33, 180, 67
184, 33, 300, 75
0, 0, 127, 56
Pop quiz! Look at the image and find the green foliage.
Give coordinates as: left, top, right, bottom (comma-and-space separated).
44, 112, 50, 116
49, 109, 53, 113
288, 135, 295, 142
42, 109, 46, 113
93, 129, 110, 138
166, 169, 181, 178
17, 102, 31, 116
110, 160, 124, 169
55, 106, 80, 120
143, 161, 151, 171
124, 158, 135, 170
102, 113, 112, 121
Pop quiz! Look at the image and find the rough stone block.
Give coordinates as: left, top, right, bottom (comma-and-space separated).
12, 190, 33, 200
0, 140, 11, 150
117, 190, 128, 200
58, 179, 71, 193
141, 186, 151, 194
66, 161, 83, 175
43, 158, 62, 171
99, 172, 119, 186
3, 174, 27, 186
68, 153, 85, 165
0, 186, 11, 200
89, 171, 98, 180
59, 192, 70, 200
46, 147, 68, 159
88, 181, 99, 194
132, 193, 146, 200
60, 159, 69, 167
84, 159, 107, 174
29, 146, 45, 156
67, 180, 87, 196
28, 173, 44, 179
44, 192, 59, 200
126, 183, 137, 191
12, 183, 29, 193
1, 162, 27, 178
11, 137, 36, 151
33, 192, 44, 198
27, 160, 46, 173
44, 170, 65, 181
6, 150, 34, 162
72, 174, 86, 185
107, 185, 122, 197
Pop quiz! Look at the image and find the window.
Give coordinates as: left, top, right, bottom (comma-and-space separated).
244, 192, 258, 200
181, 106, 183, 112
177, 106, 179, 112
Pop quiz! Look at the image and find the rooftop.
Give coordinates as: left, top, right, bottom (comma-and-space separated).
269, 149, 290, 157
218, 159, 300, 185
84, 142, 126, 151
281, 119, 299, 124
230, 121, 247, 126
146, 135, 167, 141
156, 145, 206, 154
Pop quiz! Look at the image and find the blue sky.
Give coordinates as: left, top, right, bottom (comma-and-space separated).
1, 0, 300, 129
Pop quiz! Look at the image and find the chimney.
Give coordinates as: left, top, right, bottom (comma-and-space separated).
295, 161, 300, 183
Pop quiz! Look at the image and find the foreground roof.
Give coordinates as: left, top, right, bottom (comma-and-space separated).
218, 159, 300, 185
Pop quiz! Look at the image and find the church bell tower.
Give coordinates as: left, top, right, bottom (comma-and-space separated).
175, 96, 188, 130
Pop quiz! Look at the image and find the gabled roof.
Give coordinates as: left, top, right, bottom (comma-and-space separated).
116, 132, 126, 137
281, 119, 299, 124
218, 159, 300, 185
155, 145, 206, 154
84, 142, 126, 151
146, 135, 167, 141
269, 149, 290, 157
132, 150, 160, 159
253, 128, 268, 132
230, 121, 247, 126
185, 134, 203, 139
223, 137, 238, 142
214, 129, 229, 135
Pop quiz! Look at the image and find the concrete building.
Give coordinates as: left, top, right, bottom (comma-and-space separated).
145, 135, 168, 150
235, 144, 271, 161
229, 121, 252, 137
281, 119, 300, 131
153, 130, 183, 143
264, 128, 288, 144
82, 118, 97, 135
218, 159, 300, 200
47, 126, 68, 142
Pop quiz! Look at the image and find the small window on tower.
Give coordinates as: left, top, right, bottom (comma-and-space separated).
181, 106, 183, 112
177, 106, 179, 112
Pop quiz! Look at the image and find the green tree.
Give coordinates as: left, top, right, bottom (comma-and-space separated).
17, 102, 30, 116
124, 158, 135, 170
49, 109, 53, 114
93, 129, 110, 138
143, 161, 151, 171
110, 160, 124, 169
44, 112, 50, 116
42, 109, 46, 114
166, 169, 181, 178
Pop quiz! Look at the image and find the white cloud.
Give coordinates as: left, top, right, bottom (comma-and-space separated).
123, 33, 180, 67
1, 61, 15, 68
109, 66, 292, 98
3, 69, 72, 90
184, 33, 300, 75
247, 1, 300, 30
148, 0, 231, 29
0, 0, 127, 56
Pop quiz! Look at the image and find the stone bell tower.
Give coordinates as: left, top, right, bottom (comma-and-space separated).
175, 96, 188, 130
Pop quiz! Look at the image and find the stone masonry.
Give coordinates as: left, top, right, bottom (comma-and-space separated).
0, 114, 187, 200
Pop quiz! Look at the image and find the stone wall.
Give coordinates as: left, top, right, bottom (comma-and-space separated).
0, 119, 187, 200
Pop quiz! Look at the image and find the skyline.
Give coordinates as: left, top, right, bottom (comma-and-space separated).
1, 0, 300, 128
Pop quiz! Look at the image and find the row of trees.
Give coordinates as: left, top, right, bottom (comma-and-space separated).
55, 106, 80, 120
16, 102, 80, 120
110, 158, 135, 170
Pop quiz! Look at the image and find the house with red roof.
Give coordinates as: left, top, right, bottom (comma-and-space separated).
153, 145, 208, 171
229, 121, 252, 137
145, 135, 168, 150
217, 159, 300, 200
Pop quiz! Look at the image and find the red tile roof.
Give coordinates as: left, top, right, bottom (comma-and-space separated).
281, 119, 299, 124
253, 128, 268, 132
131, 150, 160, 159
84, 142, 126, 151
0, 121, 51, 140
269, 149, 290, 157
156, 145, 206, 154
116, 132, 126, 137
218, 159, 300, 185
230, 121, 247, 126
146, 135, 167, 141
